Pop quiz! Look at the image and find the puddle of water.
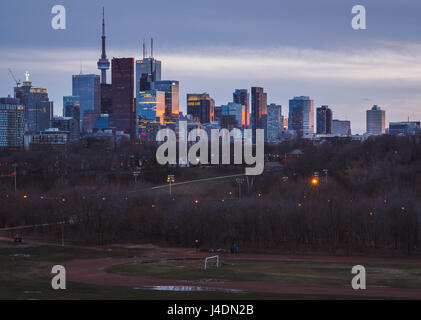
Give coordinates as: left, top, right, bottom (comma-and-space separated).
134, 286, 243, 293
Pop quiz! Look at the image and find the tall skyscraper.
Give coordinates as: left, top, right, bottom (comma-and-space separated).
187, 93, 215, 124
267, 104, 282, 142
316, 105, 332, 134
136, 40, 162, 95
288, 96, 314, 137
72, 74, 101, 127
0, 97, 25, 148
154, 80, 180, 120
112, 58, 135, 138
97, 8, 110, 85
251, 87, 267, 139
366, 105, 385, 135
15, 73, 53, 132
233, 89, 250, 127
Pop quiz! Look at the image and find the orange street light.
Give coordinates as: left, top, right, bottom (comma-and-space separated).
311, 178, 319, 186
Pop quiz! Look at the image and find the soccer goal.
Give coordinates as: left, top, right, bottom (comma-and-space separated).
204, 255, 220, 270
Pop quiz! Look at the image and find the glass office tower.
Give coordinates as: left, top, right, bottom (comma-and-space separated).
72, 74, 101, 125
136, 58, 162, 95
136, 90, 166, 124
288, 96, 314, 137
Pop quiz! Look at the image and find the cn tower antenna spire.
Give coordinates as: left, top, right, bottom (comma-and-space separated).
97, 6, 110, 84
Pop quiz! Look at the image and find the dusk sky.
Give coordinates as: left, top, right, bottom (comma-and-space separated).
2, 0, 421, 133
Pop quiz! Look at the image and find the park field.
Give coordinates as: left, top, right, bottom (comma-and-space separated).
0, 239, 420, 300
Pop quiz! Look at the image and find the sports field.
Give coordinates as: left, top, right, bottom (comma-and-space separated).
1, 239, 421, 300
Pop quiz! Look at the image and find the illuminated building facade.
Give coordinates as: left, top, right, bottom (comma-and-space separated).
154, 80, 180, 120
136, 90, 166, 124
187, 93, 215, 124
233, 89, 250, 127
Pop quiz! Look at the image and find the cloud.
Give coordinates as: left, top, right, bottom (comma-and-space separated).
3, 42, 421, 82
1, 41, 421, 133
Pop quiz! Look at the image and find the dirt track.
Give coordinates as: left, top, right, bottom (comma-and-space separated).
51, 249, 421, 299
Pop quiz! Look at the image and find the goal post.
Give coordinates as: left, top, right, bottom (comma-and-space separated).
204, 255, 220, 270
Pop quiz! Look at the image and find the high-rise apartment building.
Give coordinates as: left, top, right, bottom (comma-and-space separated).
0, 97, 25, 148
366, 105, 385, 135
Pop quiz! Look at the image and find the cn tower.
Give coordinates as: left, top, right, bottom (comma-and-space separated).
97, 7, 110, 84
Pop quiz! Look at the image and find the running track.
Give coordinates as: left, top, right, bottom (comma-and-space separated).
50, 249, 421, 299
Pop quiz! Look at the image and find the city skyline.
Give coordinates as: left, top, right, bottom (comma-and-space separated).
2, 1, 421, 133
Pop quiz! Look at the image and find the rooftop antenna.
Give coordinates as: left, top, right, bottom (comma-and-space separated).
143, 39, 146, 59
80, 60, 83, 74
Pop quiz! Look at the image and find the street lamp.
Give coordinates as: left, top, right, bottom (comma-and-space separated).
235, 177, 245, 199
12, 163, 17, 194
167, 175, 175, 197
311, 177, 319, 186
323, 169, 328, 184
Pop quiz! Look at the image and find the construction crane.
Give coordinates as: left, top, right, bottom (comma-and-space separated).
8, 68, 21, 87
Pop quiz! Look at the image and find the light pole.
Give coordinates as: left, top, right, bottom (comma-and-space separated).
167, 175, 175, 197
12, 163, 17, 195
236, 178, 245, 200
133, 167, 140, 186
323, 169, 328, 184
